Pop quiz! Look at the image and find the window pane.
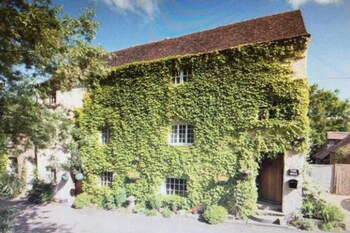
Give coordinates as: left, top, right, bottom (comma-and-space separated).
166, 178, 187, 196
179, 125, 186, 143
187, 125, 194, 143
171, 125, 177, 143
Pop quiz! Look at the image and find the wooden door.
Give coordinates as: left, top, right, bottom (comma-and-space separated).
334, 164, 350, 195
258, 155, 283, 205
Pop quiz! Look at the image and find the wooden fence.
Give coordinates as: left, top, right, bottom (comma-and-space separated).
334, 164, 350, 195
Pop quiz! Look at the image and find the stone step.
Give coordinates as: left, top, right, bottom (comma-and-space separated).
256, 209, 285, 216
249, 215, 287, 226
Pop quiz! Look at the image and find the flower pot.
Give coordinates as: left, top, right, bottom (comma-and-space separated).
61, 173, 69, 181
75, 173, 84, 181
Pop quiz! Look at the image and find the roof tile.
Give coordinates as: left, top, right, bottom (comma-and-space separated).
109, 10, 309, 67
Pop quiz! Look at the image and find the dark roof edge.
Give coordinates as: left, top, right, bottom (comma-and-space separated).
110, 10, 309, 55
110, 35, 310, 70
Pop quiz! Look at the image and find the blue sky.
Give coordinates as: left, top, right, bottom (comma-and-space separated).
54, 0, 350, 99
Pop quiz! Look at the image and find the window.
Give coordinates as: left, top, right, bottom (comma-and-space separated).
170, 124, 194, 145
48, 92, 56, 105
172, 67, 192, 85
101, 172, 113, 186
166, 178, 187, 196
101, 125, 111, 144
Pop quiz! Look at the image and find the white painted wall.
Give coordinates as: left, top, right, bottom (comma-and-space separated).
309, 164, 334, 193
282, 151, 306, 215
56, 87, 86, 110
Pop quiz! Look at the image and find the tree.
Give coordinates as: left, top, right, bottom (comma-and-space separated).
0, 0, 108, 155
308, 84, 350, 156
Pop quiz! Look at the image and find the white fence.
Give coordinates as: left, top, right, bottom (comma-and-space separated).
309, 164, 334, 193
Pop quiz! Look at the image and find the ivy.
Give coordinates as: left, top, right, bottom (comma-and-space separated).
78, 37, 309, 217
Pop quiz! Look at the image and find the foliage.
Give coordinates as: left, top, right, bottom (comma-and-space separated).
0, 173, 24, 200
78, 37, 309, 217
319, 222, 337, 231
73, 193, 91, 209
133, 203, 146, 214
148, 194, 163, 210
0, 153, 7, 173
27, 180, 54, 204
202, 205, 228, 224
162, 207, 173, 218
308, 84, 350, 156
289, 215, 315, 231
144, 209, 158, 216
98, 188, 115, 210
302, 196, 344, 223
0, 0, 108, 158
321, 204, 345, 223
334, 143, 350, 164
162, 195, 190, 211
114, 188, 127, 207
0, 209, 12, 233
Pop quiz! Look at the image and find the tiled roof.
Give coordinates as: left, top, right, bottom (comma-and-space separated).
109, 10, 309, 67
315, 134, 350, 160
327, 131, 350, 140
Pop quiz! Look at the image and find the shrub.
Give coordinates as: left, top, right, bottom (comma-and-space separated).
162, 195, 190, 211
99, 189, 116, 210
144, 209, 157, 216
302, 196, 344, 223
148, 194, 163, 210
321, 204, 345, 223
0, 209, 12, 233
73, 193, 91, 209
202, 205, 228, 224
133, 203, 146, 214
0, 174, 24, 200
162, 207, 172, 218
319, 222, 337, 232
290, 216, 315, 231
114, 188, 127, 207
28, 180, 54, 204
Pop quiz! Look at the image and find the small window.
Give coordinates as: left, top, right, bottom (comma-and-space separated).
48, 92, 56, 105
170, 124, 194, 145
101, 125, 111, 144
172, 67, 192, 85
101, 172, 113, 186
166, 178, 187, 196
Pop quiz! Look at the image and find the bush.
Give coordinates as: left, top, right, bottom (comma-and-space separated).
289, 216, 315, 231
162, 195, 190, 211
319, 222, 337, 232
0, 209, 12, 233
133, 203, 146, 214
114, 188, 127, 207
0, 174, 24, 200
162, 207, 172, 218
302, 196, 344, 223
28, 180, 54, 204
321, 204, 345, 223
99, 189, 116, 210
144, 209, 157, 216
148, 194, 163, 210
202, 205, 228, 224
73, 193, 91, 209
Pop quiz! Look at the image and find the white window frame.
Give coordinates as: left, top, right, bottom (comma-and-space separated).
165, 177, 187, 196
172, 67, 192, 85
101, 171, 114, 187
168, 123, 194, 146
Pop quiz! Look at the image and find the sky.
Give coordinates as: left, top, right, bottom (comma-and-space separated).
53, 0, 350, 99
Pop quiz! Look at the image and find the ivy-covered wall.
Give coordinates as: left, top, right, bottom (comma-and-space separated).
78, 37, 309, 217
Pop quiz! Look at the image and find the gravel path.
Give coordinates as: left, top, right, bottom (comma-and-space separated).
0, 200, 332, 233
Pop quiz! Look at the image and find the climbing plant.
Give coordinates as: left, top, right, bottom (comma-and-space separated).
77, 37, 310, 217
